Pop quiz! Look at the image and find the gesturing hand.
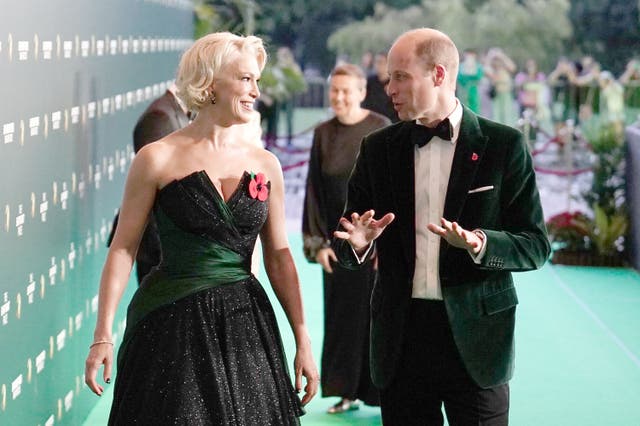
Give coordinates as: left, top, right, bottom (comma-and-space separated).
427, 218, 482, 254
315, 247, 337, 273
334, 210, 395, 254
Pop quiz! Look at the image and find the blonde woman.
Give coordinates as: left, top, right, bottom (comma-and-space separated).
85, 32, 318, 425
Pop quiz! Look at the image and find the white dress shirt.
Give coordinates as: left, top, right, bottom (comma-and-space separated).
353, 101, 486, 293
412, 102, 462, 300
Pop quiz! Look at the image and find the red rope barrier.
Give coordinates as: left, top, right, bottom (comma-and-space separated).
281, 159, 309, 172
531, 138, 557, 156
534, 166, 592, 176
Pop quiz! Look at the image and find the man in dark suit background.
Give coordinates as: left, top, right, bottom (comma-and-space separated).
333, 28, 550, 425
132, 85, 191, 153
109, 85, 190, 283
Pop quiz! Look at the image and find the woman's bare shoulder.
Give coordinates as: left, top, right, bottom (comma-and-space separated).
136, 139, 176, 166
131, 139, 184, 185
250, 146, 281, 176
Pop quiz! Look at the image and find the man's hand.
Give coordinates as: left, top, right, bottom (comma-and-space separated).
315, 247, 337, 273
334, 210, 395, 255
427, 218, 482, 254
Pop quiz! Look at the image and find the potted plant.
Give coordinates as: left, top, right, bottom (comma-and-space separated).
547, 210, 594, 265
548, 123, 629, 266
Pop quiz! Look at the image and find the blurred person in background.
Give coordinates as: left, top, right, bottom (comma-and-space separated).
362, 51, 399, 122
277, 46, 306, 147
619, 58, 640, 111
572, 55, 601, 122
484, 48, 517, 126
360, 50, 375, 75
598, 71, 625, 133
548, 57, 577, 129
303, 63, 390, 414
457, 49, 483, 113
515, 58, 552, 133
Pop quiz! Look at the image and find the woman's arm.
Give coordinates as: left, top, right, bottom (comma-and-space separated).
259, 151, 319, 405
84, 145, 163, 395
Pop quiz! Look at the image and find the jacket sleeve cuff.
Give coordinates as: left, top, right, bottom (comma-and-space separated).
351, 243, 374, 264
468, 229, 487, 264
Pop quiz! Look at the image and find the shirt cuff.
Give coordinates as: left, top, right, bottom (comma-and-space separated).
468, 229, 487, 264
351, 243, 374, 264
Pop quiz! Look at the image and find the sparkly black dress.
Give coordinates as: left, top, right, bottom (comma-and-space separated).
109, 170, 304, 425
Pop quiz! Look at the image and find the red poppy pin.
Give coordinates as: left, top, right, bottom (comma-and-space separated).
471, 153, 479, 161
248, 172, 269, 201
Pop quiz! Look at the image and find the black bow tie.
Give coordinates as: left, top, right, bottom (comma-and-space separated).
411, 118, 453, 147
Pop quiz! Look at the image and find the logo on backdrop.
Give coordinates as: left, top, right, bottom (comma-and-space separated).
18, 39, 29, 61
3, 122, 15, 144
42, 40, 53, 60
27, 273, 36, 304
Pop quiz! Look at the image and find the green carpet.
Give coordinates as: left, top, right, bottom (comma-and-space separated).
84, 237, 640, 425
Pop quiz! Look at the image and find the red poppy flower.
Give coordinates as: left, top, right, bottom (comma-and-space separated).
248, 172, 269, 201
471, 153, 479, 161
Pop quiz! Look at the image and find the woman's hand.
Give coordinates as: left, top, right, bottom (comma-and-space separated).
294, 342, 319, 406
84, 341, 114, 396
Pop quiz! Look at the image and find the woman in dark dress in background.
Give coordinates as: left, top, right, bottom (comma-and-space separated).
84, 32, 318, 425
303, 63, 390, 414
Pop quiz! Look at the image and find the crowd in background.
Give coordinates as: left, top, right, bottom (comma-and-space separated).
260, 44, 640, 147
455, 49, 640, 138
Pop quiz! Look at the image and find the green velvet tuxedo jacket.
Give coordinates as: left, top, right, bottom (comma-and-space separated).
334, 106, 551, 389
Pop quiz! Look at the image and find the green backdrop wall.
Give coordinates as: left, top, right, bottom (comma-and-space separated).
0, 1, 193, 424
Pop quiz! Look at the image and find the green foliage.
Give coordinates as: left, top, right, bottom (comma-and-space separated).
546, 205, 628, 256
591, 204, 628, 256
259, 62, 307, 103
582, 123, 626, 217
327, 0, 572, 70
569, 0, 640, 74
259, 65, 288, 102
256, 0, 380, 71
547, 122, 629, 257
194, 2, 217, 38
281, 66, 307, 94
546, 211, 592, 251
198, 1, 465, 72
197, 0, 257, 37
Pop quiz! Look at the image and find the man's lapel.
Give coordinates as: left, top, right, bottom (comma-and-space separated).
387, 122, 416, 271
443, 106, 488, 223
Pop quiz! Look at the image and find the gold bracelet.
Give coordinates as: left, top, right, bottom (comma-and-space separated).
89, 340, 114, 349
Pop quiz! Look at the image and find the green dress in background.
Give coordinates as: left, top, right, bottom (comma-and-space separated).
457, 65, 483, 113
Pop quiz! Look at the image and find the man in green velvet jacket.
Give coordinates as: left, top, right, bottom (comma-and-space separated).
333, 28, 550, 425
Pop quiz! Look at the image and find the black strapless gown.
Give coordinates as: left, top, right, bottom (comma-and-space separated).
108, 170, 304, 425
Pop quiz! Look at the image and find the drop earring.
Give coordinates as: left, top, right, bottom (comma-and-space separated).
210, 92, 216, 105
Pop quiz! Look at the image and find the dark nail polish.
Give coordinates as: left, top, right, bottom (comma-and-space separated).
106, 378, 111, 384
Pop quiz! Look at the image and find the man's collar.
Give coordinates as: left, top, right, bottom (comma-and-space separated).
414, 99, 462, 144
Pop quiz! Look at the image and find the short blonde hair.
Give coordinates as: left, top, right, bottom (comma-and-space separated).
176, 32, 267, 111
330, 63, 367, 90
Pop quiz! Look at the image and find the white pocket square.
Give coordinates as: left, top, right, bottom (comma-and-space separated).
468, 185, 494, 194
